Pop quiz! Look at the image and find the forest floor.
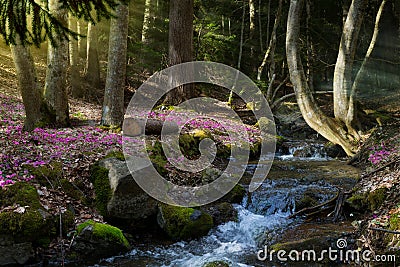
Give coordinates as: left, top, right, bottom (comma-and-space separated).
1, 40, 400, 263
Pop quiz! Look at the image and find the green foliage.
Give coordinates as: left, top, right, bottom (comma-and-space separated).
0, 0, 126, 46
77, 220, 130, 248
104, 150, 125, 161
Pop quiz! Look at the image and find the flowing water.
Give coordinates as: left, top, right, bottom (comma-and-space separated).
93, 142, 358, 267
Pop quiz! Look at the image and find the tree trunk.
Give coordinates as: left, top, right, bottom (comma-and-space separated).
333, 0, 366, 122
44, 0, 69, 126
257, 0, 282, 81
11, 43, 53, 131
164, 0, 195, 105
101, 2, 129, 127
69, 15, 81, 98
249, 0, 256, 39
141, 0, 154, 44
85, 21, 101, 89
347, 0, 387, 132
286, 0, 356, 156
77, 20, 87, 58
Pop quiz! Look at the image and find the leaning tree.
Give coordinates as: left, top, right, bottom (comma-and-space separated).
286, 0, 387, 156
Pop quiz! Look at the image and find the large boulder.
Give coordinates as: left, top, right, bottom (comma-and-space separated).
90, 157, 158, 221
157, 204, 213, 240
71, 220, 130, 264
0, 182, 57, 266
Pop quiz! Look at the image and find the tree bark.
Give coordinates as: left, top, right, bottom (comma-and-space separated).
163, 0, 195, 105
11, 43, 53, 131
85, 21, 101, 89
257, 0, 282, 81
69, 15, 81, 98
44, 0, 70, 126
101, 2, 129, 127
141, 0, 154, 44
347, 0, 387, 133
77, 20, 87, 58
286, 0, 356, 156
333, 0, 366, 122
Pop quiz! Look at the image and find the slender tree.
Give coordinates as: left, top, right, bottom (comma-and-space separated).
163, 0, 195, 105
69, 15, 81, 98
101, 1, 129, 127
85, 21, 101, 89
44, 0, 70, 126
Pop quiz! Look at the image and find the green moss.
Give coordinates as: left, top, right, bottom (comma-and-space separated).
367, 187, 388, 211
90, 164, 112, 216
146, 140, 168, 175
60, 179, 85, 201
0, 209, 55, 246
389, 213, 400, 231
76, 220, 130, 248
24, 161, 63, 186
223, 184, 245, 204
203, 261, 230, 267
346, 193, 367, 211
104, 151, 125, 161
347, 188, 388, 211
160, 204, 213, 240
0, 182, 41, 209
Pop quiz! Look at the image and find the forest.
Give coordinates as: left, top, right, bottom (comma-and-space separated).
0, 0, 399, 266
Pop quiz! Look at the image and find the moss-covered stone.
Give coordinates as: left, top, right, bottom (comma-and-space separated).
60, 179, 85, 201
203, 261, 230, 267
24, 161, 62, 186
367, 187, 388, 211
0, 182, 56, 247
146, 140, 168, 176
346, 187, 388, 211
90, 164, 112, 216
222, 184, 246, 204
158, 204, 213, 240
76, 220, 130, 248
0, 182, 41, 209
104, 151, 125, 161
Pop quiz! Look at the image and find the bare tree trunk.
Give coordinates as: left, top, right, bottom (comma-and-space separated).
258, 0, 263, 52
85, 21, 101, 89
347, 0, 387, 133
228, 0, 246, 105
44, 0, 69, 126
305, 0, 314, 92
333, 0, 366, 122
69, 15, 81, 98
11, 43, 53, 131
164, 0, 195, 105
257, 0, 282, 81
249, 0, 256, 57
101, 2, 129, 127
286, 0, 355, 156
77, 20, 87, 58
141, 0, 153, 44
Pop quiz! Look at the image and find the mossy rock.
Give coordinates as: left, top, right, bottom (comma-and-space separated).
346, 187, 388, 211
0, 183, 56, 246
24, 161, 63, 186
72, 220, 130, 263
76, 220, 130, 248
367, 187, 388, 211
60, 179, 86, 202
203, 261, 230, 267
89, 164, 112, 217
390, 213, 400, 231
157, 204, 213, 240
146, 140, 168, 176
0, 182, 41, 209
104, 151, 125, 161
222, 184, 246, 204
